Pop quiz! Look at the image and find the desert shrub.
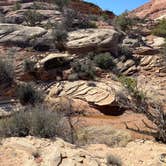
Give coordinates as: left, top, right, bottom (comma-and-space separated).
12, 2, 21, 11
114, 12, 133, 32
88, 14, 98, 21
23, 59, 36, 73
24, 9, 44, 26
0, 12, 5, 23
152, 19, 166, 37
68, 73, 79, 81
119, 75, 137, 93
119, 75, 145, 101
17, 83, 44, 105
107, 154, 122, 166
101, 13, 109, 21
94, 53, 115, 69
52, 24, 68, 51
70, 59, 96, 80
63, 9, 97, 31
161, 41, 166, 61
119, 46, 133, 59
76, 126, 132, 147
0, 104, 70, 139
52, 0, 70, 11
0, 58, 14, 86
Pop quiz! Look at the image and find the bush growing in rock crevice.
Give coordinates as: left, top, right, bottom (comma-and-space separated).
0, 58, 14, 87
152, 19, 166, 37
52, 0, 70, 11
24, 59, 36, 74
63, 8, 97, 31
17, 83, 44, 105
52, 24, 68, 51
94, 53, 115, 70
70, 59, 96, 80
113, 11, 133, 32
118, 76, 166, 144
24, 9, 44, 26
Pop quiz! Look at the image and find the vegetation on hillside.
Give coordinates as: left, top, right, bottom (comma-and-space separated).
152, 19, 166, 37
0, 58, 14, 87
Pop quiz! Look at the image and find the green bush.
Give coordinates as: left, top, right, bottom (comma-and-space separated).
114, 12, 133, 32
107, 154, 122, 166
71, 59, 96, 80
63, 9, 97, 31
12, 2, 21, 11
24, 9, 44, 26
52, 24, 68, 51
24, 59, 36, 73
119, 75, 137, 93
94, 53, 115, 69
17, 83, 43, 105
0, 59, 14, 86
0, 104, 70, 139
152, 19, 166, 37
119, 75, 145, 101
161, 41, 166, 60
52, 0, 70, 11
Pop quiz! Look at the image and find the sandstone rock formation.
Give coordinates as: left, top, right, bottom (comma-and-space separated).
131, 0, 166, 20
46, 80, 130, 109
0, 136, 107, 166
66, 28, 120, 54
0, 23, 47, 46
1, 136, 166, 166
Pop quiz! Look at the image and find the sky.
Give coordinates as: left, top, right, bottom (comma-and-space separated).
85, 0, 150, 15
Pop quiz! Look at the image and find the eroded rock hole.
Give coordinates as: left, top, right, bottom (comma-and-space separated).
34, 44, 50, 52
95, 105, 125, 116
44, 58, 70, 71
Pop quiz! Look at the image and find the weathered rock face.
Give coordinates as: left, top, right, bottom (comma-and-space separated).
131, 0, 166, 20
1, 136, 166, 166
46, 80, 130, 111
0, 23, 47, 46
0, 136, 107, 166
66, 29, 120, 55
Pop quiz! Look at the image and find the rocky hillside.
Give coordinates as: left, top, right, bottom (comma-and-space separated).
0, 0, 166, 165
131, 0, 166, 20
0, 0, 115, 18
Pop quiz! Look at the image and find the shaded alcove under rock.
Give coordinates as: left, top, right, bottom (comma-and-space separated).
44, 58, 70, 71
93, 105, 126, 116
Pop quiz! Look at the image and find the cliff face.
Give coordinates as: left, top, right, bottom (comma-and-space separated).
131, 0, 166, 19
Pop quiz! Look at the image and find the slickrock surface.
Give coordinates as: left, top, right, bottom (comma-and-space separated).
0, 136, 166, 166
131, 0, 166, 19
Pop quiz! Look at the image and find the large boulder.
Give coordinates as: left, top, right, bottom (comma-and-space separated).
0, 23, 47, 46
46, 80, 130, 108
66, 28, 120, 55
